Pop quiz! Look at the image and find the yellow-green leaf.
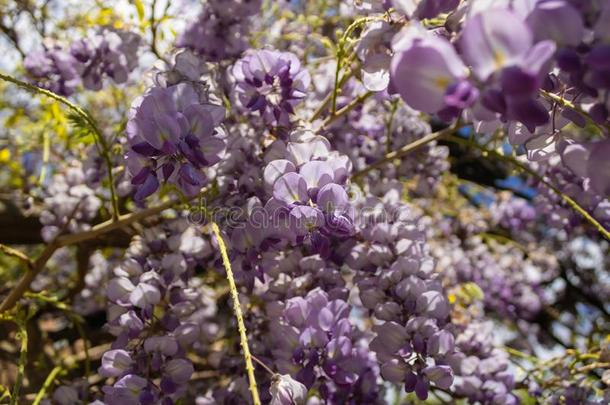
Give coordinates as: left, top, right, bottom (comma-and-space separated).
135, 0, 145, 22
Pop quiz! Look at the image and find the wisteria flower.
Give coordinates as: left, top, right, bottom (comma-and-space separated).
233, 50, 310, 129
460, 8, 556, 131
270, 374, 308, 405
125, 83, 225, 200
356, 20, 396, 91
391, 25, 472, 115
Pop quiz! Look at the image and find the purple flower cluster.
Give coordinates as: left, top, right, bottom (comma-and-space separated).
125, 83, 226, 201
262, 252, 347, 302
101, 219, 216, 404
536, 1, 610, 126
24, 44, 81, 96
459, 8, 556, 131
83, 143, 133, 198
390, 24, 474, 120
11, 1, 610, 404
346, 188, 456, 400
73, 251, 115, 315
327, 91, 449, 197
51, 380, 96, 405
533, 141, 610, 231
40, 161, 102, 242
449, 321, 519, 404
356, 21, 396, 91
491, 194, 537, 232
267, 288, 382, 404
269, 374, 308, 405
446, 237, 546, 322
233, 50, 311, 130
215, 123, 266, 199
25, 29, 140, 95
176, 0, 262, 62
229, 130, 353, 259
384, 1, 610, 163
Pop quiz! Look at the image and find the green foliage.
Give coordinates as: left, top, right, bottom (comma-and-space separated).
66, 111, 96, 145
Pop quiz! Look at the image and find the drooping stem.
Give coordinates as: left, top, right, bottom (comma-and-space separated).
211, 222, 261, 405
0, 72, 120, 221
504, 346, 539, 364
310, 63, 354, 122
149, 0, 171, 65
385, 99, 400, 154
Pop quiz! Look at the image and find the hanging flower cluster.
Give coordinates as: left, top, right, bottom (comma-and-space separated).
125, 83, 226, 200
1, 1, 609, 405
24, 28, 140, 95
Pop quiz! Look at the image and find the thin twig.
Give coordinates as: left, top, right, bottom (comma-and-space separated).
310, 66, 354, 122
0, 20, 26, 59
330, 49, 342, 115
149, 0, 170, 65
504, 346, 539, 364
251, 355, 276, 376
318, 91, 373, 131
352, 126, 456, 179
575, 362, 610, 374
540, 90, 610, 133
329, 15, 383, 115
0, 244, 33, 269
28, 341, 109, 404
211, 222, 261, 405
385, 99, 399, 154
32, 366, 63, 405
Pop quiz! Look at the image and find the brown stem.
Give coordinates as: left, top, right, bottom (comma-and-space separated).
251, 354, 276, 376
0, 20, 25, 59
149, 0, 170, 65
0, 188, 210, 313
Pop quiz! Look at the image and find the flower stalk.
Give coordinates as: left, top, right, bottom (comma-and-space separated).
211, 222, 261, 405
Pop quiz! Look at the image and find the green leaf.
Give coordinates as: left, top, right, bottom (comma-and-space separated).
515, 389, 538, 405
66, 111, 95, 144
134, 0, 145, 23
